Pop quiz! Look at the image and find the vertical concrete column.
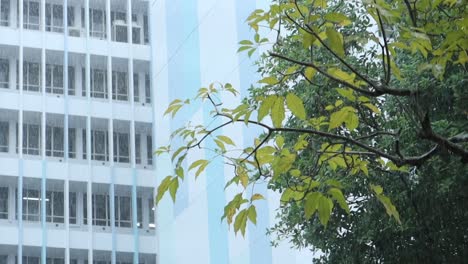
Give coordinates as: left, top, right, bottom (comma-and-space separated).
63, 1, 70, 263
40, 0, 47, 256
17, 0, 24, 262
84, 0, 93, 263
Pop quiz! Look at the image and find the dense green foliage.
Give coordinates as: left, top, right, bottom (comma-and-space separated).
157, 0, 467, 262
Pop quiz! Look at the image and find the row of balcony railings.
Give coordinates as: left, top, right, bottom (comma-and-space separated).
0, 181, 156, 231
0, 58, 152, 105
0, 0, 150, 45
0, 250, 157, 264
0, 120, 154, 167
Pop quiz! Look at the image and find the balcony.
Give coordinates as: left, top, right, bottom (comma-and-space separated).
0, 0, 150, 46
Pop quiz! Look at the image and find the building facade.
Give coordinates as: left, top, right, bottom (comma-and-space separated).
0, 0, 157, 263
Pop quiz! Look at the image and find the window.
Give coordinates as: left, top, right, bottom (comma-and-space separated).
0, 255, 6, 264
91, 68, 107, 99
82, 129, 86, 159
22, 123, 40, 155
92, 193, 110, 226
46, 190, 64, 223
21, 188, 41, 221
69, 128, 76, 158
0, 186, 8, 219
112, 71, 128, 101
0, 0, 10, 26
133, 73, 139, 102
135, 134, 141, 164
148, 198, 155, 229
23, 61, 40, 92
90, 8, 106, 39
21, 256, 40, 264
68, 66, 75, 95
137, 197, 142, 229
145, 74, 151, 103
69, 192, 76, 224
0, 58, 9, 88
0, 121, 8, 152
147, 135, 152, 165
81, 67, 86, 97
115, 195, 131, 228
83, 130, 108, 161
132, 26, 141, 44
143, 15, 149, 44
45, 3, 63, 33
67, 6, 74, 27
46, 64, 64, 94
23, 0, 40, 30
111, 11, 127, 43
113, 132, 129, 163
46, 126, 64, 157
46, 258, 64, 264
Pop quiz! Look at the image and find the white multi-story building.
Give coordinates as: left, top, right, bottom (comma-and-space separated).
0, 0, 317, 263
0, 0, 157, 263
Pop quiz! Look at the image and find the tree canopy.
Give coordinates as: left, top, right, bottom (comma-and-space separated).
156, 0, 467, 262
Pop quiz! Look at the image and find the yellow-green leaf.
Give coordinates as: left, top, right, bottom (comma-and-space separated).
251, 193, 265, 201
259, 76, 279, 85
304, 192, 322, 219
248, 206, 257, 225
217, 135, 236, 146
328, 188, 349, 213
326, 28, 345, 57
286, 93, 306, 120
271, 96, 285, 127
318, 196, 333, 226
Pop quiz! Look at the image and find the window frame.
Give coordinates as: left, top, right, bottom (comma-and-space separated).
23, 0, 40, 30
0, 186, 8, 219
45, 3, 64, 33
112, 70, 128, 101
0, 121, 8, 153
22, 123, 40, 156
46, 190, 64, 223
46, 125, 64, 158
0, 58, 9, 89
23, 61, 40, 92
113, 131, 129, 163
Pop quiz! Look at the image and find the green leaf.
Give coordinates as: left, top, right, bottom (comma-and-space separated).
239, 40, 253, 45
304, 67, 316, 81
234, 209, 248, 236
328, 188, 349, 213
326, 28, 345, 57
286, 93, 306, 120
259, 76, 279, 85
189, 159, 209, 179
363, 103, 381, 114
258, 96, 276, 122
248, 206, 257, 225
304, 192, 322, 219
237, 46, 251, 53
251, 193, 265, 201
175, 166, 184, 179
313, 0, 327, 8
155, 176, 173, 204
169, 177, 179, 202
188, 159, 209, 171
271, 96, 285, 127
276, 135, 285, 148
324, 12, 351, 26
217, 135, 236, 146
171, 146, 186, 162
318, 196, 334, 226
